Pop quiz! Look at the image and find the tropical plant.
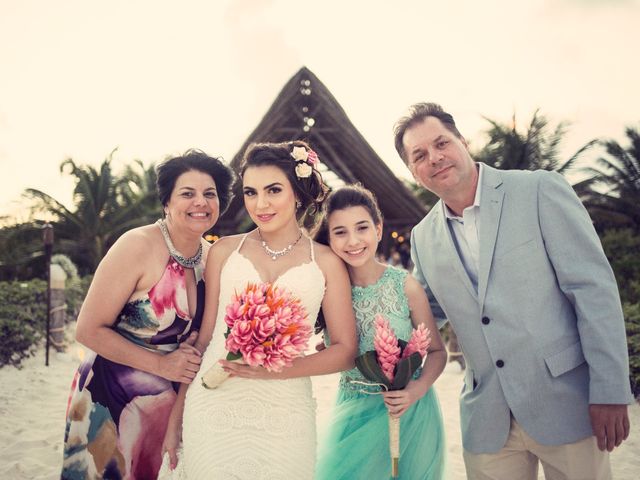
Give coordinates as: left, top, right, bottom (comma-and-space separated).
473, 110, 596, 174
117, 159, 162, 222
574, 126, 640, 232
24, 150, 158, 273
0, 279, 46, 368
0, 222, 47, 280
623, 303, 640, 400
601, 229, 640, 306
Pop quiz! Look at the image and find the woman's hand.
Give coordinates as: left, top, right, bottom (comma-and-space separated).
219, 359, 281, 380
382, 380, 427, 418
157, 331, 202, 383
162, 415, 182, 470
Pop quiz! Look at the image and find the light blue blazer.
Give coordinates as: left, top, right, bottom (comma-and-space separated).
410, 164, 633, 454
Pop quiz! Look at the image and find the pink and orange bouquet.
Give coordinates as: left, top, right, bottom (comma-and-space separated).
202, 282, 312, 389
355, 315, 431, 478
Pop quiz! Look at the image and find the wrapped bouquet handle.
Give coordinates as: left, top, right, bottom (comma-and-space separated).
201, 358, 242, 389
353, 315, 431, 478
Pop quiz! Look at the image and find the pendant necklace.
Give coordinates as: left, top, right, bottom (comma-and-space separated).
156, 219, 202, 268
258, 228, 303, 261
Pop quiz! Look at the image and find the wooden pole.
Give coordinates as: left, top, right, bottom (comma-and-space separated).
42, 223, 54, 367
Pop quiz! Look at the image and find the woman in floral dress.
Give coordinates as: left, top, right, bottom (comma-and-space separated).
61, 150, 235, 479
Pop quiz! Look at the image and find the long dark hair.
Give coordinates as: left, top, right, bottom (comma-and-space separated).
314, 184, 383, 332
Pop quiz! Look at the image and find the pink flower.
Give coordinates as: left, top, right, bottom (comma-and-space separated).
243, 344, 267, 366
225, 319, 253, 352
402, 324, 432, 359
149, 261, 188, 321
373, 315, 401, 381
219, 282, 312, 372
249, 315, 276, 343
306, 149, 319, 166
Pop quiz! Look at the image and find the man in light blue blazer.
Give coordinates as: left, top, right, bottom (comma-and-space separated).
393, 103, 633, 479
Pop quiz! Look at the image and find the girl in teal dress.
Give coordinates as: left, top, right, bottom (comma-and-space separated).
315, 185, 447, 479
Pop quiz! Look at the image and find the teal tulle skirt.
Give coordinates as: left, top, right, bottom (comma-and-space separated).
316, 387, 446, 479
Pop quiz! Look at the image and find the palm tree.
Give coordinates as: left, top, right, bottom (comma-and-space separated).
0, 222, 47, 280
473, 110, 596, 175
574, 126, 640, 232
117, 159, 162, 223
25, 150, 158, 273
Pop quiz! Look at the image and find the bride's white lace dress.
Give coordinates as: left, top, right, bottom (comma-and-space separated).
180, 236, 325, 479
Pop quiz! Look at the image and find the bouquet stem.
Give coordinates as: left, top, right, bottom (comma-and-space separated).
201, 359, 235, 389
389, 414, 400, 478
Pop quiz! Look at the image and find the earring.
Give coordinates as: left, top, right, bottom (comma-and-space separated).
296, 200, 302, 209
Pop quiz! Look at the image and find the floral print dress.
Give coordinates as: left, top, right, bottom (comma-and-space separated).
61, 255, 205, 480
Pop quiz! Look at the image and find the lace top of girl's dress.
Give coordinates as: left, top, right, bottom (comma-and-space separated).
339, 265, 415, 399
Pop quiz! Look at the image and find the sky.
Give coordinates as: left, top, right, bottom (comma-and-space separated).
1, 0, 639, 222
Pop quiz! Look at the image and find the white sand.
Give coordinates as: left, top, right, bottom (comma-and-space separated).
1, 339, 638, 479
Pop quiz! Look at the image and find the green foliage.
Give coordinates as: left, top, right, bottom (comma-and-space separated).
0, 279, 46, 368
354, 340, 423, 391
623, 303, 640, 399
0, 222, 47, 280
355, 350, 391, 387
65, 275, 93, 322
599, 228, 640, 400
473, 110, 595, 174
0, 276, 91, 368
23, 150, 160, 274
575, 125, 640, 232
601, 229, 640, 305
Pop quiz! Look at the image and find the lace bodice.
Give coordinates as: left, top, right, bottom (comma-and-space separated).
339, 266, 415, 398
179, 234, 325, 479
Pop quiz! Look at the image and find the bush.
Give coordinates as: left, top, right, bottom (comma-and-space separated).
601, 229, 640, 305
65, 275, 92, 321
0, 276, 91, 368
0, 279, 47, 368
624, 303, 640, 400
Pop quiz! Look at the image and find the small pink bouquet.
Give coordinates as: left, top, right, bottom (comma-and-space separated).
202, 282, 312, 389
355, 315, 431, 478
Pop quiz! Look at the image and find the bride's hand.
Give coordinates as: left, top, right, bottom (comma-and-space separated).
162, 416, 182, 470
219, 359, 281, 380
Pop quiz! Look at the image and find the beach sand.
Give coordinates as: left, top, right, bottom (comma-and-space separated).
1, 337, 638, 479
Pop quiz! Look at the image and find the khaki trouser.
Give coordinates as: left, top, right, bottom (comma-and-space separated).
463, 416, 611, 480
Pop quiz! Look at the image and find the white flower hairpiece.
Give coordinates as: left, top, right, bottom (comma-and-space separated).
291, 146, 319, 179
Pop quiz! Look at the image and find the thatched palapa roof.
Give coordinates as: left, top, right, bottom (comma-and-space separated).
217, 66, 426, 235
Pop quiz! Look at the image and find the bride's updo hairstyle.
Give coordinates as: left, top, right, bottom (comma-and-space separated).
240, 140, 329, 230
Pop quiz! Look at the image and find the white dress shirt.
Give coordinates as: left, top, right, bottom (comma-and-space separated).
442, 163, 483, 291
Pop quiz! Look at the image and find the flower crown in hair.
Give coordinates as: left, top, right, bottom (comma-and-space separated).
291, 146, 319, 179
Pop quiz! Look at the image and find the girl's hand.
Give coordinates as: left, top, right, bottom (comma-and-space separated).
219, 359, 281, 380
382, 380, 428, 418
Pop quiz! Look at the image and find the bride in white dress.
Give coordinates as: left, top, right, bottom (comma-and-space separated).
161, 141, 357, 479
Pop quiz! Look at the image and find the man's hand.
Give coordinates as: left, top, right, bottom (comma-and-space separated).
589, 404, 630, 451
